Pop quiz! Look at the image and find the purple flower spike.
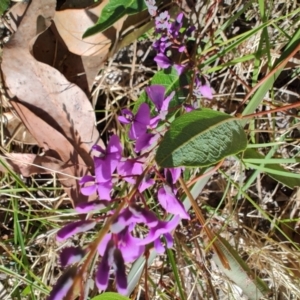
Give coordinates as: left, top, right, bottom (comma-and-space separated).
96, 240, 115, 292
158, 185, 190, 219
56, 220, 96, 242
137, 215, 180, 246
48, 266, 77, 300
75, 200, 107, 214
154, 53, 172, 69
93, 135, 122, 182
119, 103, 150, 140
60, 246, 85, 267
113, 248, 127, 295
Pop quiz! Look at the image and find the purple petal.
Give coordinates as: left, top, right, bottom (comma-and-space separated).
134, 103, 151, 125
138, 175, 155, 193
57, 220, 96, 242
118, 116, 131, 124
137, 216, 180, 245
97, 233, 112, 256
96, 180, 113, 201
111, 208, 135, 234
80, 184, 97, 196
149, 115, 161, 129
129, 205, 158, 227
199, 84, 213, 99
96, 240, 115, 291
79, 176, 97, 196
164, 167, 183, 184
94, 157, 112, 183
113, 248, 127, 295
145, 85, 166, 111
75, 200, 107, 214
164, 232, 174, 248
48, 266, 77, 300
60, 246, 85, 267
135, 133, 159, 152
157, 186, 190, 219
161, 90, 175, 112
174, 63, 186, 75
154, 238, 165, 254
117, 158, 143, 183
154, 53, 172, 69
117, 228, 145, 262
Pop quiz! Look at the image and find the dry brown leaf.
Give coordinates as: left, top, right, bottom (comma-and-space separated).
1, 153, 67, 177
53, 0, 115, 57
10, 101, 94, 205
1, 0, 101, 205
1, 0, 101, 168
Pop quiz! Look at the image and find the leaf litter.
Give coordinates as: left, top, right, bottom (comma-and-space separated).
1, 0, 105, 205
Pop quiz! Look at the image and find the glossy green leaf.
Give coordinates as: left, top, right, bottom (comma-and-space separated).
156, 109, 247, 168
213, 234, 270, 300
91, 292, 130, 300
243, 148, 300, 189
83, 0, 147, 37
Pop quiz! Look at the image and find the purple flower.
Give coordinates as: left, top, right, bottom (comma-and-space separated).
137, 216, 180, 253
56, 220, 96, 242
145, 0, 157, 16
75, 199, 107, 214
93, 135, 122, 182
96, 240, 128, 295
153, 35, 171, 53
145, 85, 175, 122
155, 11, 171, 31
157, 185, 190, 219
48, 267, 77, 300
98, 228, 145, 263
135, 133, 159, 152
164, 167, 183, 184
194, 76, 213, 100
111, 205, 158, 234
117, 158, 143, 184
79, 175, 112, 201
118, 103, 150, 140
60, 246, 86, 267
154, 53, 172, 69
170, 13, 184, 37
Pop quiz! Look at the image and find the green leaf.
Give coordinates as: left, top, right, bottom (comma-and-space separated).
213, 234, 270, 300
242, 148, 300, 189
83, 0, 147, 38
155, 109, 247, 168
91, 292, 130, 300
0, 0, 9, 15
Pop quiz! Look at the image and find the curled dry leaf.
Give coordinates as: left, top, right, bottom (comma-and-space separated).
1, 0, 102, 205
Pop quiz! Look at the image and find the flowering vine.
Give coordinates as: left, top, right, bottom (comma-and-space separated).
48, 2, 214, 299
